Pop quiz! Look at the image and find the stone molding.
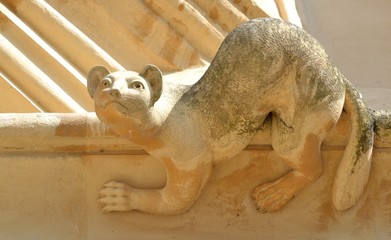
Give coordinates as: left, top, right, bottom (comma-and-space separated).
2, 111, 390, 154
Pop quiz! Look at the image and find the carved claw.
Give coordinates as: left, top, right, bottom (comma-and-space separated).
98, 181, 133, 212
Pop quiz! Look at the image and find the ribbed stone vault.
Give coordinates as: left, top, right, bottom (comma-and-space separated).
0, 0, 301, 113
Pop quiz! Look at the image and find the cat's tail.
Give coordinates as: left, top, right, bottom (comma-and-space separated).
332, 80, 374, 211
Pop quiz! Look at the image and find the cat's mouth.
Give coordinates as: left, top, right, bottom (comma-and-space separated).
111, 101, 128, 110
102, 101, 128, 114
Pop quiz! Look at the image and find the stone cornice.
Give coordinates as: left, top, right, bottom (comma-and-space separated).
1, 111, 390, 154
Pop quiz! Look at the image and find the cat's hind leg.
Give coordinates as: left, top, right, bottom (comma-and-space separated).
252, 110, 338, 212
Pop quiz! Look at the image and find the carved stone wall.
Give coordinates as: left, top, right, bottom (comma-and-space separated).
1, 112, 391, 239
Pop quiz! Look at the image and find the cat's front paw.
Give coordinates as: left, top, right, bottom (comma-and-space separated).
98, 181, 134, 212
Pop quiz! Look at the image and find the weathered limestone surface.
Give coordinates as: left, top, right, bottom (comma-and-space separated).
87, 18, 376, 214
1, 1, 391, 239
1, 112, 391, 239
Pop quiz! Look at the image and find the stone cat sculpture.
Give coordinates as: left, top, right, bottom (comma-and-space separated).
87, 18, 374, 215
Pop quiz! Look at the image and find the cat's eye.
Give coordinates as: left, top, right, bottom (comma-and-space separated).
101, 78, 111, 87
130, 81, 144, 90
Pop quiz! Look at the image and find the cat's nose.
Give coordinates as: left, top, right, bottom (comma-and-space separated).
109, 88, 121, 98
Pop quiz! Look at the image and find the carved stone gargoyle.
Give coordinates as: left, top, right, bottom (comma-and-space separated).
87, 18, 375, 215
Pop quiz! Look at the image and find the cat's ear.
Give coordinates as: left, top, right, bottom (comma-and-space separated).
87, 66, 110, 98
139, 64, 163, 105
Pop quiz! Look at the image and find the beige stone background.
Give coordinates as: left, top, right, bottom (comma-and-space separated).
1, 0, 391, 239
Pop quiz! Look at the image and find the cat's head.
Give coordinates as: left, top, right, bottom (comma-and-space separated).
87, 64, 163, 124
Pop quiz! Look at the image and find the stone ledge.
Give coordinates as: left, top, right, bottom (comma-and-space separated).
1, 111, 391, 154
1, 113, 391, 240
